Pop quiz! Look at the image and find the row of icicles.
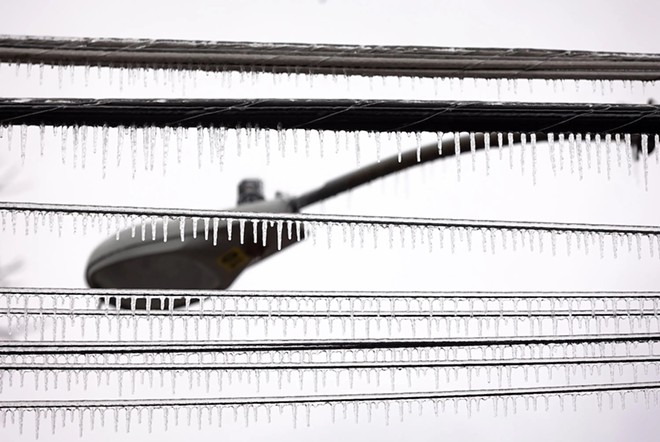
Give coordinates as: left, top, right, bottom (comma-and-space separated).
5, 340, 657, 362
1, 61, 655, 95
2, 293, 660, 339
1, 388, 660, 437
3, 292, 659, 314
0, 125, 656, 185
0, 360, 658, 394
2, 208, 660, 258
2, 311, 659, 341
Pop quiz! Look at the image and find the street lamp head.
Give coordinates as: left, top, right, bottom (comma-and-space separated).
85, 195, 303, 309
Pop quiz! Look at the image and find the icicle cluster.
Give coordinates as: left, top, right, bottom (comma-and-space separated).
1, 385, 659, 436
2, 125, 657, 186
2, 291, 660, 341
4, 60, 656, 98
3, 207, 660, 260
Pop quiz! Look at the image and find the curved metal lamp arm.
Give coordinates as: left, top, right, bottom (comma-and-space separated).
294, 133, 537, 209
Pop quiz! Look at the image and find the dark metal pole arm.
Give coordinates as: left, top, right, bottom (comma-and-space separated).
293, 133, 524, 208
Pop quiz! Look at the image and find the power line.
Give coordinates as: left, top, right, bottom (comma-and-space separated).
3, 334, 658, 354
2, 382, 659, 409
3, 355, 659, 371
3, 200, 660, 236
1, 98, 660, 133
1, 36, 660, 81
2, 287, 660, 298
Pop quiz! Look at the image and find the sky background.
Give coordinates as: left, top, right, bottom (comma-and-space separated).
2, 0, 660, 441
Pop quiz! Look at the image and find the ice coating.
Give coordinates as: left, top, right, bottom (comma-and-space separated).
3, 125, 655, 188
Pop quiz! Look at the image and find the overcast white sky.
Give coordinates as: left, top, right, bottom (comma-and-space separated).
2, 0, 660, 441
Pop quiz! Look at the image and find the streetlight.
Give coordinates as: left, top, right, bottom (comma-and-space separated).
85, 136, 470, 308
85, 133, 649, 309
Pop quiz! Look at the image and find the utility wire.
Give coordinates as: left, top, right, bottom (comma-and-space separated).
1, 98, 660, 133
2, 382, 659, 409
3, 334, 658, 354
2, 200, 660, 236
2, 307, 657, 318
2, 355, 659, 371
1, 35, 660, 80
2, 287, 660, 299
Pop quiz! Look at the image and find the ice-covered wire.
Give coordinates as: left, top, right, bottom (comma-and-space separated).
5, 289, 656, 340
3, 334, 659, 355
4, 307, 658, 318
1, 382, 659, 409
2, 200, 660, 236
3, 355, 660, 371
3, 287, 660, 298
1, 35, 660, 80
1, 98, 660, 133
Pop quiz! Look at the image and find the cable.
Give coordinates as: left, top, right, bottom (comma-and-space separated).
3, 200, 660, 236
3, 355, 659, 371
1, 98, 660, 133
3, 307, 658, 318
3, 287, 660, 298
3, 334, 658, 354
2, 382, 659, 409
1, 35, 660, 80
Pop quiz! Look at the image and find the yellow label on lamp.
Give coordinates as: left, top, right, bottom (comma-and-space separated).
216, 247, 250, 271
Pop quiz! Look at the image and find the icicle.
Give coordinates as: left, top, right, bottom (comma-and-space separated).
101, 125, 109, 178
548, 133, 556, 176
576, 133, 584, 180
176, 127, 184, 164
507, 132, 514, 170
557, 133, 565, 171
568, 133, 576, 175
116, 125, 125, 167
625, 134, 633, 176
212, 218, 219, 246
454, 132, 461, 180
615, 133, 623, 168
484, 132, 490, 175
530, 133, 537, 185
641, 134, 649, 191
59, 125, 68, 164
239, 219, 246, 244
584, 133, 593, 170
605, 133, 612, 180
197, 125, 204, 168
203, 217, 210, 241
179, 216, 186, 242
38, 123, 46, 157
469, 132, 476, 171
276, 220, 283, 250
519, 132, 528, 176
80, 125, 89, 169
262, 220, 269, 247
162, 216, 169, 243
594, 133, 602, 175
19, 124, 27, 165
